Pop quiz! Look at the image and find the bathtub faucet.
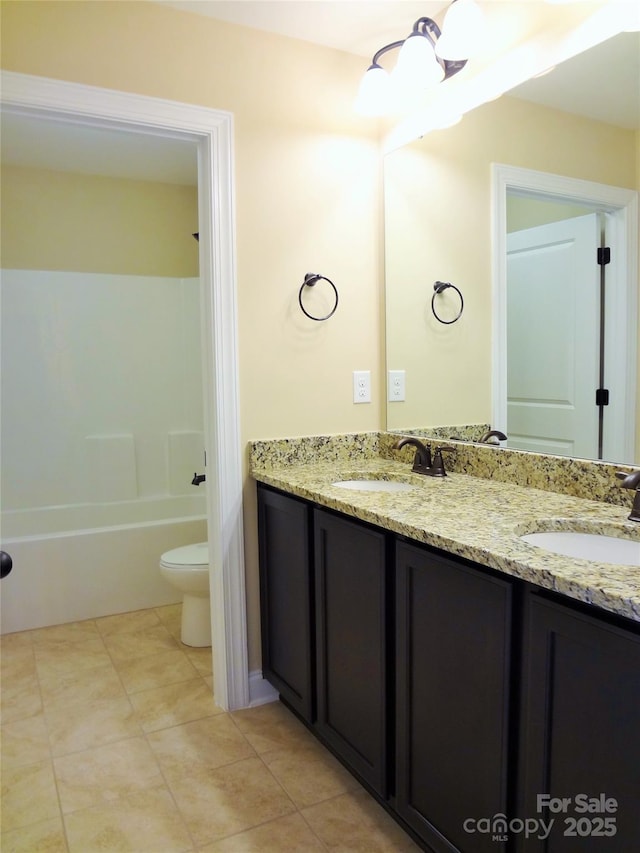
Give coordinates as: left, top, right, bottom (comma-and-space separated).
192, 472, 206, 486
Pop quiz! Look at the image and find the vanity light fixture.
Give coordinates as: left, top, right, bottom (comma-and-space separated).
356, 0, 485, 116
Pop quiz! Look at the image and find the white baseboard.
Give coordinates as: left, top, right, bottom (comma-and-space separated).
248, 670, 279, 707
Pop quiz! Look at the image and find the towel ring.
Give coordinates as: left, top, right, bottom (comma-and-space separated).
298, 273, 339, 321
432, 281, 463, 325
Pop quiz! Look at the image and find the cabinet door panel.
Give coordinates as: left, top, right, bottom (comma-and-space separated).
396, 541, 513, 853
258, 487, 314, 721
314, 509, 388, 796
519, 595, 640, 853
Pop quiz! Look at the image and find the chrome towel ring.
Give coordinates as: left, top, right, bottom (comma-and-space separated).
432, 281, 463, 325
298, 273, 339, 321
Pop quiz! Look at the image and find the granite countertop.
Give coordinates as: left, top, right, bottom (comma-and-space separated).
251, 458, 640, 623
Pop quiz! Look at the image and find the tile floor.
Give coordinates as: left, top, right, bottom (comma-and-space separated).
1, 604, 418, 852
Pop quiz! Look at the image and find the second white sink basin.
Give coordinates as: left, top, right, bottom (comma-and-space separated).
333, 479, 415, 493
521, 531, 640, 566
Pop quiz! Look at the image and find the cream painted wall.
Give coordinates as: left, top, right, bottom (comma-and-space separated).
1, 165, 199, 276
385, 95, 637, 438
0, 0, 382, 670
506, 197, 591, 232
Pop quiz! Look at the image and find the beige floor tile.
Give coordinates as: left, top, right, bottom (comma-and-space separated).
231, 701, 315, 754
1, 759, 60, 832
1, 815, 68, 853
183, 645, 212, 676
0, 630, 34, 652
147, 713, 255, 779
155, 603, 182, 636
38, 660, 126, 712
1, 712, 51, 770
301, 789, 420, 852
54, 735, 164, 814
30, 619, 100, 646
64, 786, 193, 853
129, 676, 222, 732
261, 739, 361, 808
34, 638, 111, 679
103, 624, 179, 663
96, 608, 162, 637
116, 648, 199, 694
1, 644, 37, 681
0, 668, 43, 724
46, 695, 141, 757
168, 756, 295, 846
200, 812, 326, 852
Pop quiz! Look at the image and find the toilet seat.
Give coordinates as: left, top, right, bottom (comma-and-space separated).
160, 542, 208, 570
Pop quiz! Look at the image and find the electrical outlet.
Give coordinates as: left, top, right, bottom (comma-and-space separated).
353, 370, 371, 404
388, 370, 406, 402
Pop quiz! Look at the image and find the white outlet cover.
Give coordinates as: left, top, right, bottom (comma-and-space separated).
353, 370, 371, 403
388, 369, 405, 402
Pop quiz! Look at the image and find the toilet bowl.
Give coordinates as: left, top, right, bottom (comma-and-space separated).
159, 542, 211, 647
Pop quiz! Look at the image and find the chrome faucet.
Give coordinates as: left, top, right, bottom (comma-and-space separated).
479, 429, 508, 445
394, 438, 454, 477
616, 470, 640, 522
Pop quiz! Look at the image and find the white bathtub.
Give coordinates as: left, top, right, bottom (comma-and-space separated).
0, 496, 208, 634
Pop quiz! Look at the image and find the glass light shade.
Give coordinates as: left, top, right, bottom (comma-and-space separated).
435, 0, 485, 60
355, 64, 392, 116
394, 32, 445, 89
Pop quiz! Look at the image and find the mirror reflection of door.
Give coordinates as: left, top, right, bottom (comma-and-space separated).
506, 195, 629, 461
506, 212, 601, 458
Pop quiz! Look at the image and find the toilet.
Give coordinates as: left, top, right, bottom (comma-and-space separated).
159, 542, 211, 647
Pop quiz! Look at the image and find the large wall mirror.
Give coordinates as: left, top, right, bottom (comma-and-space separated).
384, 30, 640, 466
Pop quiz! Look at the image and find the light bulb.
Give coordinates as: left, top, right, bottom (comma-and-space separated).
355, 64, 392, 116
394, 32, 445, 89
435, 0, 485, 61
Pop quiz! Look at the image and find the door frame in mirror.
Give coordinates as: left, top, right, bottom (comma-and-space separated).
491, 163, 638, 463
0, 71, 249, 709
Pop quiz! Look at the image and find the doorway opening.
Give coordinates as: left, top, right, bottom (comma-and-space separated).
0, 71, 249, 710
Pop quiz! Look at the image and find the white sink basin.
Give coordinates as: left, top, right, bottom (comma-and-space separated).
521, 531, 640, 566
332, 479, 415, 493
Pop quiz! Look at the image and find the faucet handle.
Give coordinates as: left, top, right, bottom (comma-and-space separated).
616, 471, 640, 522
430, 445, 454, 477
616, 470, 640, 490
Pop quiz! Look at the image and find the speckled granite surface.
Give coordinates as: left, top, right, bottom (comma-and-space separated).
378, 432, 639, 507
249, 433, 640, 623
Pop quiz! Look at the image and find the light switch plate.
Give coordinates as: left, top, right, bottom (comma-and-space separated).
388, 370, 406, 402
353, 370, 371, 403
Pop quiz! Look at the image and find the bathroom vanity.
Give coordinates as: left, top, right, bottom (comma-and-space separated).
252, 435, 640, 853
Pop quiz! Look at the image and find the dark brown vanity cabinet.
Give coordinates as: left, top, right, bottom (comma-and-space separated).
257, 487, 314, 722
257, 483, 640, 853
517, 594, 640, 853
395, 540, 514, 853
314, 508, 389, 797
257, 486, 389, 795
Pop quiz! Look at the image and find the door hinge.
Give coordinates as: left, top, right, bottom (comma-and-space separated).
597, 247, 611, 266
595, 388, 610, 407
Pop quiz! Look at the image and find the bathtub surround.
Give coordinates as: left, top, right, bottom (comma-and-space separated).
1, 270, 204, 511
0, 269, 207, 635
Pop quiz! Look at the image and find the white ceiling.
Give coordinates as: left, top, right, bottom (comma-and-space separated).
160, 1, 451, 58
1, 1, 638, 184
